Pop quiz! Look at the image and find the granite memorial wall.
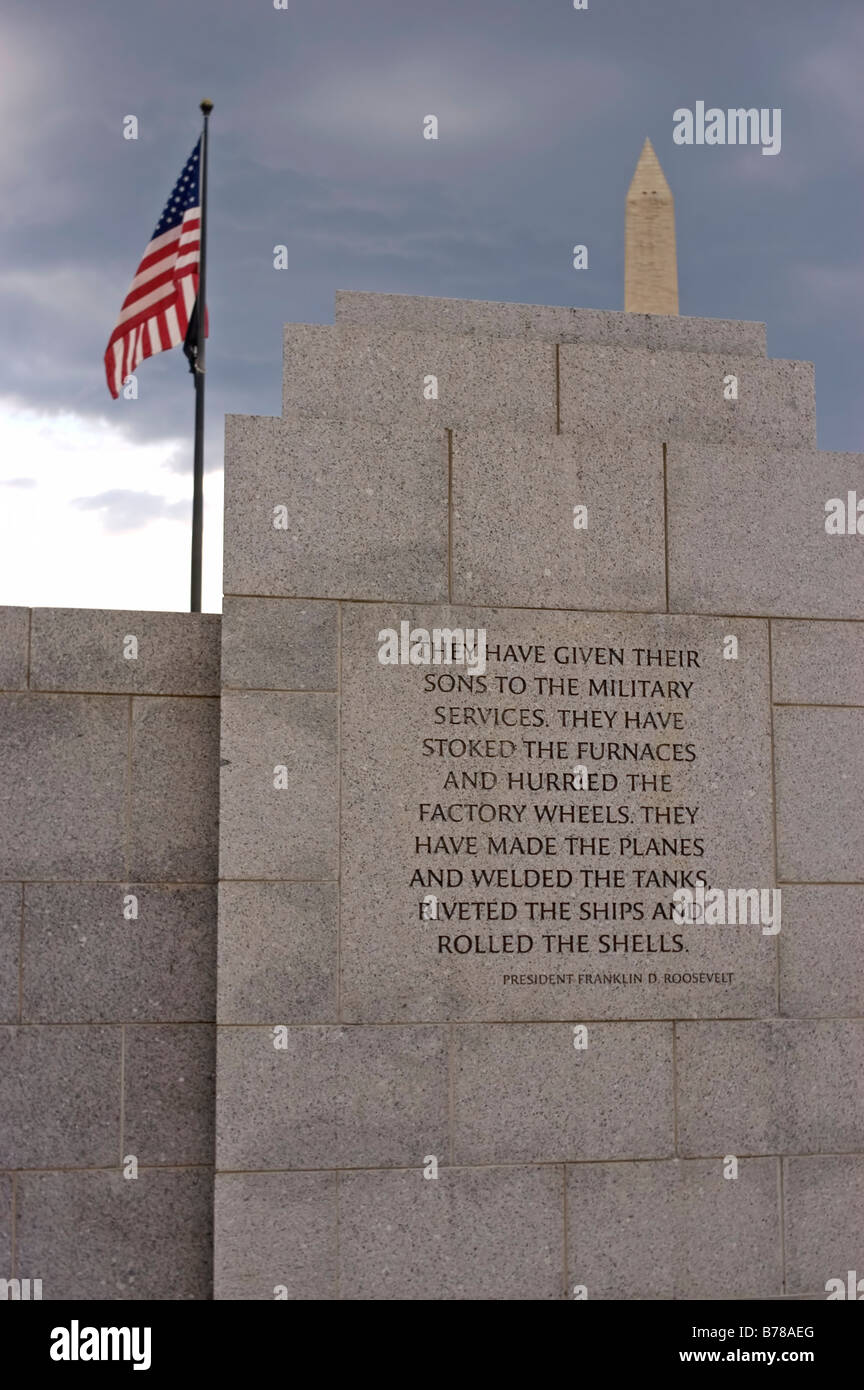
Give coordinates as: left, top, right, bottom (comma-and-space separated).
213, 291, 864, 1301
1, 290, 862, 1301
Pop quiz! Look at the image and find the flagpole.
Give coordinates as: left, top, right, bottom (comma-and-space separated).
190, 98, 212, 613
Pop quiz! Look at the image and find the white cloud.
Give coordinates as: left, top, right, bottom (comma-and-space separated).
0, 400, 223, 612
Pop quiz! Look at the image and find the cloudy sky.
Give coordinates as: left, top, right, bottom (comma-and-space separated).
1, 0, 861, 613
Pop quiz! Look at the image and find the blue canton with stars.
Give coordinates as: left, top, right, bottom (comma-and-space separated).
152, 139, 201, 239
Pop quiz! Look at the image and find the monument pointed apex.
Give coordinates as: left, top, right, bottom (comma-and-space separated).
625, 137, 679, 315
628, 137, 672, 200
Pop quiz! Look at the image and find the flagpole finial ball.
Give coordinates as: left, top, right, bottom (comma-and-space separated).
200, 99, 214, 114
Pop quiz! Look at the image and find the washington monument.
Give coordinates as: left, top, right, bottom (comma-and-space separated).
625, 137, 679, 315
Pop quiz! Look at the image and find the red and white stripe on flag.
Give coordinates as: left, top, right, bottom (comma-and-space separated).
104, 137, 206, 398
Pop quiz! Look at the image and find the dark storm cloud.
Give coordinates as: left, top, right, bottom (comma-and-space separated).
1, 0, 861, 457
72, 489, 190, 533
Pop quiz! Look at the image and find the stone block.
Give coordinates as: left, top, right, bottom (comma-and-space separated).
450, 430, 666, 611
282, 323, 557, 433
452, 1022, 673, 1163
334, 291, 767, 355
772, 619, 864, 706
16, 1169, 211, 1299
642, 314, 766, 356
340, 603, 775, 1023
784, 1156, 864, 1297
0, 1174, 11, 1276
566, 1158, 781, 1299
221, 597, 338, 691
559, 346, 815, 447
0, 1025, 120, 1167
218, 692, 338, 880
0, 607, 29, 690
214, 1172, 336, 1300
0, 694, 127, 880
779, 887, 864, 1016
774, 708, 864, 882
0, 883, 20, 1022
223, 414, 448, 601
124, 1025, 215, 1165
29, 609, 220, 695
130, 697, 220, 881
667, 446, 864, 619
22, 883, 215, 1023
217, 881, 337, 1023
338, 1165, 562, 1300
216, 1025, 448, 1170
676, 1020, 864, 1155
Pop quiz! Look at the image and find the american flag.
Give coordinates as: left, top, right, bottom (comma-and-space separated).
104, 138, 207, 398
